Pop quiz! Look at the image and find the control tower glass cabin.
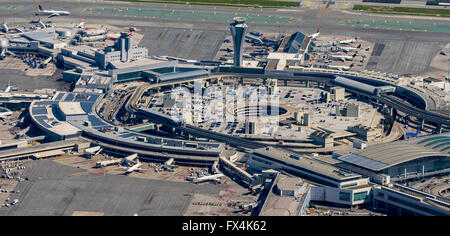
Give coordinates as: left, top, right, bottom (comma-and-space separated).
229, 17, 248, 67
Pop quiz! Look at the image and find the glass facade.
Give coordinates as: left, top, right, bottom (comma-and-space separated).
116, 71, 142, 82
339, 192, 351, 202
353, 191, 368, 202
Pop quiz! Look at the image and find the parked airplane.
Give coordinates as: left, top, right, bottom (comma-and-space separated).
129, 27, 136, 37
193, 174, 224, 184
34, 2, 70, 18
1, 20, 23, 34
338, 37, 357, 45
84, 146, 102, 158
163, 158, 178, 170
243, 53, 252, 59
123, 153, 138, 163
1, 22, 8, 33
328, 63, 354, 71
1, 83, 12, 92
329, 53, 356, 62
14, 27, 23, 33
310, 27, 320, 39
107, 33, 121, 40
0, 112, 13, 120
35, 19, 47, 29
339, 44, 361, 53
76, 20, 85, 29
125, 162, 143, 174
249, 31, 263, 37
245, 35, 263, 44
120, 153, 145, 174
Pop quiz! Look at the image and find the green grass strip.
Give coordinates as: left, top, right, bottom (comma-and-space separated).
108, 0, 300, 8
353, 4, 450, 18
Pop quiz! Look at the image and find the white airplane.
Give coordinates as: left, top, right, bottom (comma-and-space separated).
14, 27, 23, 33
1, 20, 23, 34
329, 53, 356, 62
338, 37, 357, 45
329, 64, 354, 71
120, 154, 145, 174
107, 33, 121, 40
126, 162, 143, 174
83, 146, 102, 158
163, 158, 178, 170
37, 20, 46, 29
245, 35, 263, 44
35, 4, 70, 18
0, 113, 12, 120
193, 174, 224, 184
76, 20, 85, 29
1, 23, 8, 33
124, 153, 138, 163
339, 44, 361, 53
1, 83, 12, 92
310, 27, 320, 39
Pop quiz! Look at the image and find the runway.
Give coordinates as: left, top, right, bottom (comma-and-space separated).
1, 0, 450, 40
1, 0, 449, 73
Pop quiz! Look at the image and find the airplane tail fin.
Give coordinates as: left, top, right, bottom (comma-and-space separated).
352, 53, 357, 57
316, 27, 319, 33
350, 63, 354, 68
357, 44, 361, 49
39, 5, 43, 11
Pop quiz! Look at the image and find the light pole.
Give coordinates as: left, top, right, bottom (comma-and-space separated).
447, 58, 449, 81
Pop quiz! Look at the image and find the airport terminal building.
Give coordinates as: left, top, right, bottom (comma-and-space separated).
335, 134, 450, 182
249, 147, 372, 206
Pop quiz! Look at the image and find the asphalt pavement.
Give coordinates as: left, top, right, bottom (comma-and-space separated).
0, 160, 224, 216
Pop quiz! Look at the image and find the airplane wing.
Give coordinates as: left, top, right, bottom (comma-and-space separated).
48, 13, 60, 18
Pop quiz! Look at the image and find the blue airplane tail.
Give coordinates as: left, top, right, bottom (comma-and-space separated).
38, 5, 43, 11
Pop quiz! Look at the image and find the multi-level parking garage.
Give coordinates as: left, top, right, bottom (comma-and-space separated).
123, 70, 450, 136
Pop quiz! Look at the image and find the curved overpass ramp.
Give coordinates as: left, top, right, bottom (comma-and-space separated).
125, 71, 449, 140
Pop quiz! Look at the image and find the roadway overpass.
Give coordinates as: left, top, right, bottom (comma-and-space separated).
124, 71, 450, 136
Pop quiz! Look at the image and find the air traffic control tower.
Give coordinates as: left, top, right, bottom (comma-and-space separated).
229, 17, 248, 67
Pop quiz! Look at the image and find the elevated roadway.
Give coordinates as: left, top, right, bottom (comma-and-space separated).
379, 94, 450, 129
179, 124, 266, 149
123, 71, 449, 139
